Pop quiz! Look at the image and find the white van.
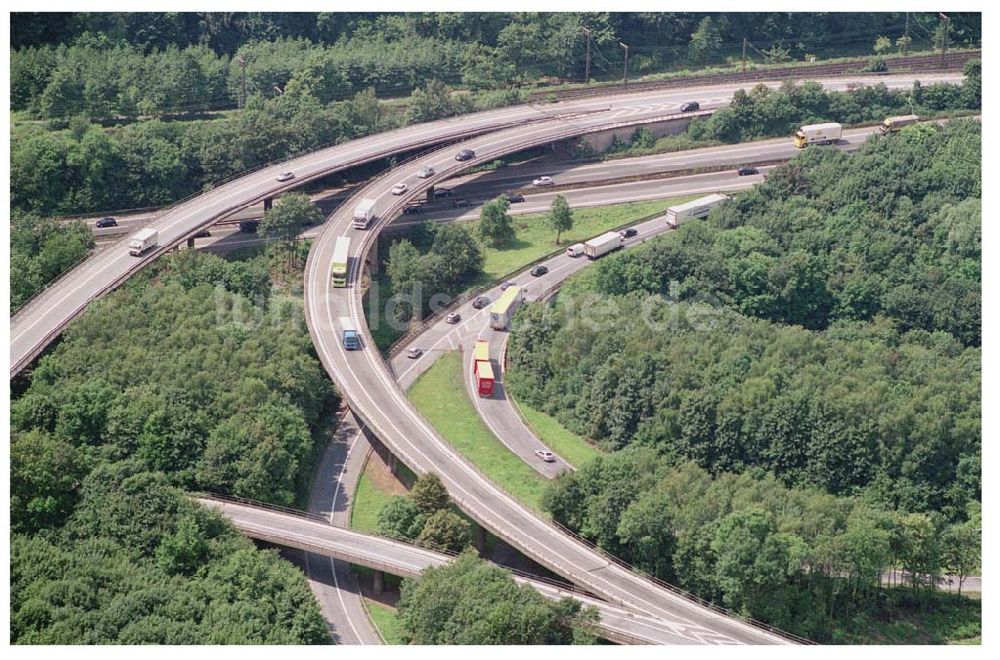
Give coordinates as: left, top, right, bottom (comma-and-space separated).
566, 243, 585, 257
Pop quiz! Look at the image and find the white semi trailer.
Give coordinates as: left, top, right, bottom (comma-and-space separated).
794, 122, 843, 148
664, 193, 730, 228
583, 231, 625, 260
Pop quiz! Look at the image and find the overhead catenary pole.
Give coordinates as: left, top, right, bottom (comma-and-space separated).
742, 36, 748, 72
581, 27, 591, 83
619, 42, 629, 85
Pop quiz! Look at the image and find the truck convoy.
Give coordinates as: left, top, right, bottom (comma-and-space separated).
339, 316, 360, 350
879, 114, 919, 135
584, 231, 625, 260
128, 228, 159, 256
793, 122, 843, 148
664, 193, 730, 228
353, 198, 377, 229
330, 236, 351, 287
472, 340, 495, 397
490, 285, 523, 330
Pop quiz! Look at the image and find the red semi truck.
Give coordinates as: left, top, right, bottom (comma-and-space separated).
473, 340, 495, 397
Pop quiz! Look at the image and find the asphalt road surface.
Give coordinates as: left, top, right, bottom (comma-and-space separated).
11, 72, 960, 376
304, 104, 805, 645
301, 413, 382, 644
202, 497, 756, 645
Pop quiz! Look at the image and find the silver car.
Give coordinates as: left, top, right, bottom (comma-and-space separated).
418, 166, 435, 178
534, 449, 556, 462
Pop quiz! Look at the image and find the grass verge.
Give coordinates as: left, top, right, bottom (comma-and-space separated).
363, 599, 406, 644
367, 195, 699, 351
407, 351, 549, 510
513, 400, 604, 469
349, 452, 412, 534
478, 197, 696, 281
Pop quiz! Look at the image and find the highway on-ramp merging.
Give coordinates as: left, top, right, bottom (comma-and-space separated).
303, 100, 814, 646
10, 73, 957, 377
9, 72, 962, 645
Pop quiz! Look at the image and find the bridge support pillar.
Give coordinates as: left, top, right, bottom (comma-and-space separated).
387, 453, 398, 476
264, 197, 273, 213
426, 187, 436, 204
368, 234, 379, 274
187, 237, 195, 249
372, 570, 385, 594
474, 523, 488, 554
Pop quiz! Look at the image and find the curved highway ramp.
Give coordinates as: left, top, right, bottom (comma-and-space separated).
200, 496, 769, 645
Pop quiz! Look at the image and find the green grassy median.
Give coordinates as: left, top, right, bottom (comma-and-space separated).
479, 196, 697, 281
513, 401, 603, 469
407, 351, 548, 510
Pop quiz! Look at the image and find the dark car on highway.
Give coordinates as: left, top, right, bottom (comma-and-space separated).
737, 166, 760, 176
403, 204, 423, 215
453, 199, 471, 208
505, 193, 525, 203
530, 265, 548, 277
239, 220, 260, 233
455, 149, 476, 161
620, 228, 638, 238
433, 187, 453, 198
96, 217, 118, 228
472, 296, 491, 309
680, 101, 700, 112
193, 229, 211, 238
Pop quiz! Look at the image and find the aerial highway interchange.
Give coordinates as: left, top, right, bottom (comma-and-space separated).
9, 71, 965, 645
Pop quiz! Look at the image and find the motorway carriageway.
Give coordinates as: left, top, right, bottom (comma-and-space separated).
202, 497, 750, 645
9, 71, 963, 644
304, 98, 814, 645
176, 118, 928, 257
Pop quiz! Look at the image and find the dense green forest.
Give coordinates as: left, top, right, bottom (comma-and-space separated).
10, 212, 94, 311
397, 552, 597, 644
10, 250, 334, 643
12, 12, 981, 118
542, 453, 980, 641
577, 120, 982, 345
506, 121, 981, 639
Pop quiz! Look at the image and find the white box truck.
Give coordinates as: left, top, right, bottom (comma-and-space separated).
664, 193, 730, 228
794, 122, 843, 148
128, 228, 159, 256
566, 243, 586, 257
353, 198, 377, 229
584, 231, 624, 260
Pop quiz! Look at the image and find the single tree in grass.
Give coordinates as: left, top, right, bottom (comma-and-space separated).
548, 194, 573, 245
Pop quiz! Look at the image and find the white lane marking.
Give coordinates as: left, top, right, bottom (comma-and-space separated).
13, 71, 957, 353
328, 426, 367, 644
221, 504, 702, 644
307, 146, 776, 638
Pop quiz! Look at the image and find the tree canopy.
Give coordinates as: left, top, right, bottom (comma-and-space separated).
397, 552, 597, 644
10, 250, 334, 643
